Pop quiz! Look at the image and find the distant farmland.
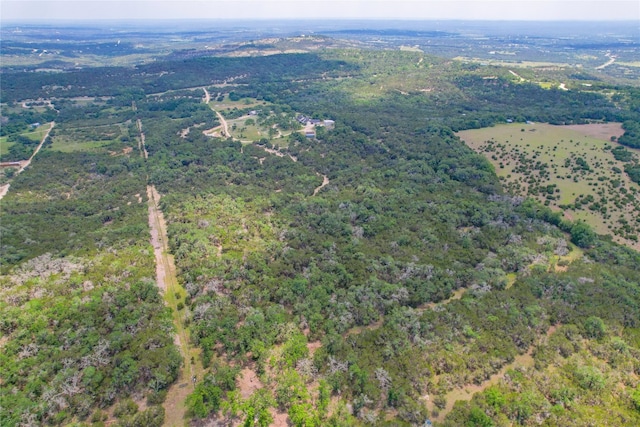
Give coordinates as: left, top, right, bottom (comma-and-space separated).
458, 123, 640, 249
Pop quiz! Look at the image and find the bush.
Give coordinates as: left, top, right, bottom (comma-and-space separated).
467, 407, 494, 427
147, 390, 167, 405
632, 387, 640, 412
584, 316, 606, 340
113, 399, 139, 418
186, 382, 222, 418
574, 365, 605, 390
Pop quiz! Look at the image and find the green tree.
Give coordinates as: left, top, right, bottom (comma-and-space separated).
584, 316, 606, 340
186, 382, 222, 418
466, 407, 494, 427
570, 222, 597, 248
631, 387, 640, 412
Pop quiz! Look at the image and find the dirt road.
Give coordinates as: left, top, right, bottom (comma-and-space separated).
215, 110, 230, 137
138, 115, 200, 426
596, 54, 616, 70
0, 184, 10, 200
19, 121, 55, 173
0, 122, 55, 201
508, 70, 525, 81
137, 119, 148, 159
147, 185, 202, 427
313, 173, 329, 196
425, 324, 556, 422
202, 88, 231, 138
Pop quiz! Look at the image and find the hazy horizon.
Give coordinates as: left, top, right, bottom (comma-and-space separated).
2, 0, 639, 23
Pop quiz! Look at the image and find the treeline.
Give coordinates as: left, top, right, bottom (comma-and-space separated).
0, 53, 357, 102
618, 120, 640, 149
0, 107, 57, 136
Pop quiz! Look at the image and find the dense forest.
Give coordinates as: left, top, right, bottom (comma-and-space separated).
1, 38, 639, 427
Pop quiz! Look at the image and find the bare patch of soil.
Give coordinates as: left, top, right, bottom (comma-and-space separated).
417, 287, 467, 312
238, 367, 263, 399
147, 186, 167, 292
0, 184, 10, 200
561, 122, 624, 140
312, 174, 329, 196
269, 409, 289, 427
344, 318, 384, 338
307, 341, 322, 357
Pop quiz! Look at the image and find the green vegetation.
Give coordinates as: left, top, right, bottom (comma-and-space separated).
618, 120, 640, 149
458, 123, 640, 247
0, 150, 179, 425
1, 29, 639, 427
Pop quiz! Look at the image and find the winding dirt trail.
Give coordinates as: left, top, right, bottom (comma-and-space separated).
202, 87, 231, 138
596, 54, 616, 70
215, 110, 230, 137
312, 173, 329, 196
426, 324, 557, 422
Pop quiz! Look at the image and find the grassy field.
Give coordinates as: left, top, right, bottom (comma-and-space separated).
207, 95, 300, 143
458, 123, 640, 249
50, 123, 129, 153
206, 93, 271, 112
227, 117, 267, 141
50, 138, 115, 153
0, 138, 14, 157
453, 56, 574, 69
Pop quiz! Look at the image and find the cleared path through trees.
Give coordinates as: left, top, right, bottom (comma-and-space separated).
596, 54, 616, 69
137, 116, 201, 426
203, 87, 230, 137
425, 324, 557, 422
147, 185, 195, 426
313, 173, 330, 196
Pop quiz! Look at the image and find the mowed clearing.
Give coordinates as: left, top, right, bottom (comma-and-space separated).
458, 123, 640, 249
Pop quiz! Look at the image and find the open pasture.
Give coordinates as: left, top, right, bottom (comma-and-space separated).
458, 123, 640, 248
0, 138, 14, 157
206, 92, 270, 112
226, 116, 267, 142
50, 123, 132, 153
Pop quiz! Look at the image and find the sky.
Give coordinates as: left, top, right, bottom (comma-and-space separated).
2, 0, 639, 22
